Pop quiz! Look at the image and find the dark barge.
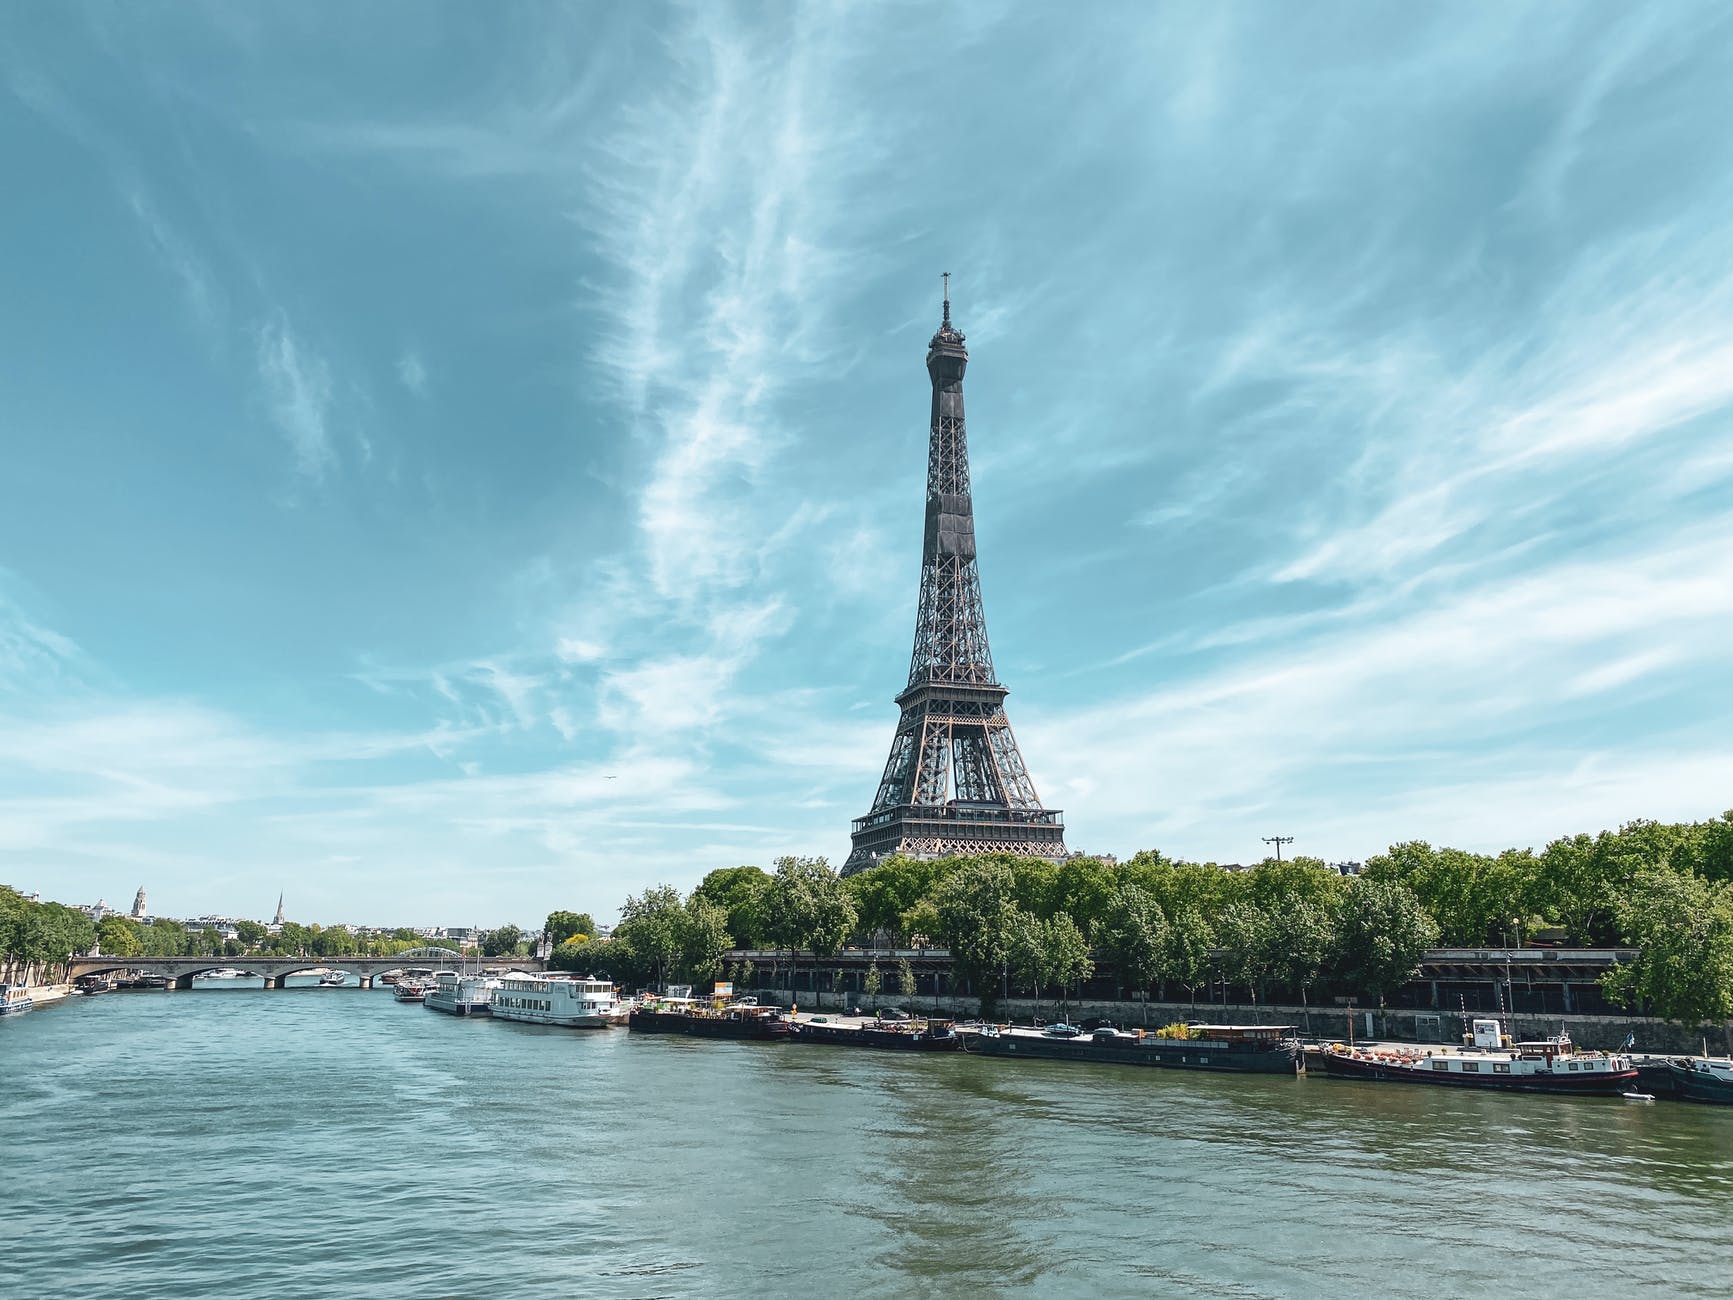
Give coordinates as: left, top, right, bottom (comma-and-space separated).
960, 1023, 1301, 1074
628, 999, 793, 1041
793, 1014, 960, 1051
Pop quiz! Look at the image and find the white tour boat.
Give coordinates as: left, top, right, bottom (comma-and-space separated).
423, 970, 499, 1017
489, 974, 619, 1028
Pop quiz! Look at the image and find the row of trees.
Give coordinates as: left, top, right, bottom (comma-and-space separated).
1, 886, 97, 982
86, 915, 477, 962
546, 860, 856, 992
0, 886, 542, 974
548, 812, 1733, 1025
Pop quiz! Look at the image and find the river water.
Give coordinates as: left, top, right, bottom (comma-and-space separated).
5, 989, 1733, 1298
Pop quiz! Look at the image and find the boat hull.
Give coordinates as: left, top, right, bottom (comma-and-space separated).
491, 1006, 610, 1028
795, 1021, 961, 1051
424, 995, 491, 1017
629, 1009, 792, 1040
1318, 1050, 1637, 1094
1669, 1063, 1733, 1104
964, 1030, 1300, 1074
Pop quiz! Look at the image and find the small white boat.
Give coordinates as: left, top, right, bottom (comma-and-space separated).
317, 972, 346, 987
193, 968, 251, 982
0, 984, 34, 1016
1622, 1091, 1656, 1102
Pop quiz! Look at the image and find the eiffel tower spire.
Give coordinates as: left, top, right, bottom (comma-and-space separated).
842, 280, 1066, 874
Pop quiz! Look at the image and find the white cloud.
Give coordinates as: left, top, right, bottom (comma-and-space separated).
256, 316, 336, 480
1028, 524, 1733, 861
397, 349, 428, 396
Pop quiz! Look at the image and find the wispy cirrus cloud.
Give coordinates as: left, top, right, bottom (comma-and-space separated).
256, 315, 336, 481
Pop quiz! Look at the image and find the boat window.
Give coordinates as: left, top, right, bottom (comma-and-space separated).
1493, 1063, 1510, 1073
1461, 1062, 1480, 1072
1431, 1060, 1450, 1070
1568, 1062, 1578, 1070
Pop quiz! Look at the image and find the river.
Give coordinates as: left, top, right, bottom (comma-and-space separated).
5, 989, 1733, 1298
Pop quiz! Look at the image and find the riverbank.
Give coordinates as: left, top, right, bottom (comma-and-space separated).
13, 982, 74, 1006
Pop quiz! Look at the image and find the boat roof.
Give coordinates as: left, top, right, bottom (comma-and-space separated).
1187, 1023, 1295, 1031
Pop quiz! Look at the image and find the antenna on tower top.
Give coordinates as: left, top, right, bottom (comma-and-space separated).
942, 271, 951, 326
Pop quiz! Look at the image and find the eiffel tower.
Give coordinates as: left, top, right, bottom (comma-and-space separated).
842, 277, 1067, 874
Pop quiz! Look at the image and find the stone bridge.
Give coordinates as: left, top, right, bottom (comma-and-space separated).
68, 948, 545, 990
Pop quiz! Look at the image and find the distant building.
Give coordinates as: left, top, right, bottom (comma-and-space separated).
80, 898, 112, 921
274, 892, 285, 925
1329, 861, 1364, 877
131, 886, 148, 920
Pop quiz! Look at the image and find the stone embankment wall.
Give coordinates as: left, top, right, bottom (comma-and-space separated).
757, 989, 1733, 1055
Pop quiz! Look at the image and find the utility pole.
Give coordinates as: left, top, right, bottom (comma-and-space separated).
1262, 836, 1294, 863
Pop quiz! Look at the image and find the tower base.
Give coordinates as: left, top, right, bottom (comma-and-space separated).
843, 804, 1067, 875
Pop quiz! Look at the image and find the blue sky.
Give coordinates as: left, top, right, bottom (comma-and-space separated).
4, 3, 1733, 927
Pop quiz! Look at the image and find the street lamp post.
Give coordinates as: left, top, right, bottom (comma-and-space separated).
1262, 836, 1294, 863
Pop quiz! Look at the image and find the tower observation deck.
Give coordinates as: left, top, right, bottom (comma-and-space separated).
842, 279, 1067, 874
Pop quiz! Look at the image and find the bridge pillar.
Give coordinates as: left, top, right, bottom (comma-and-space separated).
360, 976, 372, 990
264, 975, 283, 989
171, 973, 194, 990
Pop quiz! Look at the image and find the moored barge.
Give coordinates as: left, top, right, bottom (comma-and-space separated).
961, 1022, 1301, 1074
1317, 1019, 1636, 1095
629, 996, 793, 1041
1637, 1054, 1733, 1104
794, 1013, 960, 1051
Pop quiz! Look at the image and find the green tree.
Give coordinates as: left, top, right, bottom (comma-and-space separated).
1159, 907, 1214, 1006
1242, 855, 1344, 915
549, 935, 595, 972
272, 922, 310, 963
760, 856, 857, 998
234, 919, 267, 949
1532, 831, 1638, 945
897, 957, 917, 1007
96, 915, 144, 958
862, 960, 882, 1010
1048, 854, 1122, 934
1007, 908, 1047, 1010
1216, 902, 1275, 1004
544, 911, 597, 946
902, 898, 942, 948
677, 896, 732, 985
1603, 869, 1733, 1025
1265, 897, 1337, 1028
1093, 883, 1166, 1008
1042, 912, 1094, 1020
934, 863, 1020, 1014
1363, 842, 1522, 946
616, 885, 685, 989
481, 924, 524, 958
845, 856, 941, 943
691, 866, 772, 948
1335, 879, 1439, 1004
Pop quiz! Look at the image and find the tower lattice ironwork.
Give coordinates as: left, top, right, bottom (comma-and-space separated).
842, 279, 1067, 874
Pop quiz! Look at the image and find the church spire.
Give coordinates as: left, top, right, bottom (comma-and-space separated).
273, 892, 285, 925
